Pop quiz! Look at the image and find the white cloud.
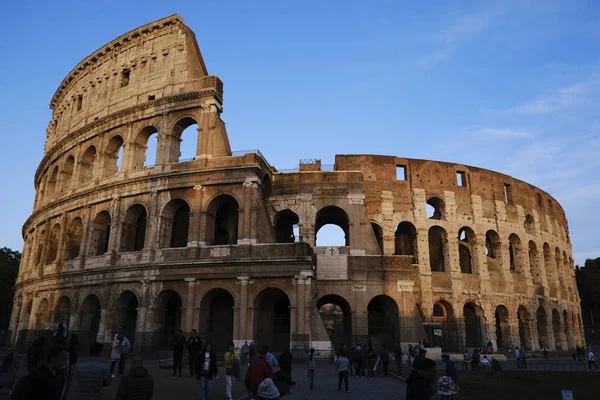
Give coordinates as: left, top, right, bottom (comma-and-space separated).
472, 127, 536, 139
513, 82, 589, 115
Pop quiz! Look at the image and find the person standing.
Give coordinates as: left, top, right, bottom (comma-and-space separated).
393, 342, 403, 376
186, 330, 202, 378
514, 347, 521, 369
60, 333, 80, 400
278, 349, 293, 386
195, 343, 218, 400
13, 344, 68, 400
471, 348, 480, 371
224, 342, 240, 400
245, 346, 273, 397
241, 341, 249, 366
307, 348, 316, 390
52, 316, 68, 346
110, 334, 122, 378
171, 329, 186, 377
406, 357, 437, 400
114, 356, 153, 400
74, 342, 112, 400
441, 354, 457, 384
588, 349, 599, 370
520, 348, 528, 369
381, 344, 390, 377
367, 345, 377, 378
248, 342, 256, 366
336, 352, 350, 393
352, 345, 362, 378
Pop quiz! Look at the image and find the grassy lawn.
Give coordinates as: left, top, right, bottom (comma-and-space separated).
457, 370, 596, 400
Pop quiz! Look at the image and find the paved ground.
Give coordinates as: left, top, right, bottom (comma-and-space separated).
1, 360, 407, 400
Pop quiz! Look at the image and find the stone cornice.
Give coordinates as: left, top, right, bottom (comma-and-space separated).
50, 14, 189, 109
36, 90, 220, 182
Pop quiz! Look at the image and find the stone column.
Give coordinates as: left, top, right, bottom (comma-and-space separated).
39, 223, 51, 270
237, 277, 249, 345
76, 207, 92, 268
56, 214, 69, 265
185, 278, 197, 333
189, 185, 204, 246
97, 309, 110, 343
295, 276, 306, 335
348, 193, 365, 253
107, 198, 121, 265
9, 296, 22, 345
545, 312, 556, 351
240, 178, 258, 244
303, 273, 313, 336
69, 291, 81, 332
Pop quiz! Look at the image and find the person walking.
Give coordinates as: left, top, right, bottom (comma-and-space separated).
224, 342, 240, 400
514, 347, 521, 369
114, 356, 154, 400
109, 334, 122, 378
186, 330, 202, 378
520, 348, 528, 369
367, 345, 377, 378
393, 342, 403, 376
471, 348, 480, 371
336, 352, 350, 393
13, 344, 69, 400
307, 348, 316, 390
461, 349, 470, 370
241, 341, 249, 367
52, 315, 68, 346
352, 345, 362, 378
74, 342, 112, 400
60, 333, 80, 400
441, 354, 457, 384
195, 343, 218, 400
588, 349, 599, 370
0, 351, 19, 395
278, 348, 294, 391
543, 347, 548, 361
245, 346, 273, 398
381, 344, 390, 377
171, 329, 186, 377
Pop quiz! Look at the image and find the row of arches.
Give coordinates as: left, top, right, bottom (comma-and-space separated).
38, 118, 201, 206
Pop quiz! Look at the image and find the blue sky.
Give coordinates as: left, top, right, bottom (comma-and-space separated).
0, 1, 598, 264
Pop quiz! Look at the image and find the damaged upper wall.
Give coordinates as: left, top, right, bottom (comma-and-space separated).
45, 14, 216, 153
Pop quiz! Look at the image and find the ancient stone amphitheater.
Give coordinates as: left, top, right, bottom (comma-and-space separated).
10, 15, 584, 355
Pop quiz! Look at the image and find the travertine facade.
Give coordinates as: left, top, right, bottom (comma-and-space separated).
11, 15, 583, 354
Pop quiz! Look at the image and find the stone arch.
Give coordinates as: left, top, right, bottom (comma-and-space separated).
536, 306, 548, 349
35, 298, 51, 331
317, 294, 353, 351
529, 241, 543, 291
103, 134, 125, 176
370, 222, 384, 254
46, 223, 61, 264
485, 230, 503, 273
524, 214, 535, 234
79, 294, 102, 346
34, 229, 46, 266
46, 165, 59, 200
315, 206, 350, 246
543, 243, 557, 296
395, 221, 417, 259
152, 290, 184, 348
275, 209, 299, 243
463, 302, 484, 347
433, 300, 454, 320
428, 226, 447, 272
159, 198, 191, 248
79, 145, 97, 183
88, 210, 111, 256
199, 288, 235, 353
508, 233, 523, 272
113, 290, 139, 343
54, 295, 72, 330
495, 305, 511, 350
367, 295, 400, 347
206, 194, 239, 245
563, 310, 572, 349
458, 227, 475, 274
120, 204, 148, 252
253, 287, 291, 353
552, 308, 562, 350
132, 125, 159, 169
61, 155, 75, 191
171, 116, 199, 163
426, 197, 445, 220
66, 217, 83, 261
262, 174, 272, 198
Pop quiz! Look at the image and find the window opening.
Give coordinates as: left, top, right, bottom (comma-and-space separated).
396, 165, 406, 181
456, 171, 467, 187
504, 184, 512, 204
537, 193, 543, 208
76, 95, 83, 111
121, 70, 130, 87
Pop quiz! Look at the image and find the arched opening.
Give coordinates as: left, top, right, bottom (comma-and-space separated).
428, 226, 447, 272
88, 211, 111, 256
103, 135, 125, 176
529, 241, 543, 291
262, 175, 272, 198
485, 230, 502, 273
508, 234, 522, 272
199, 289, 235, 354
426, 197, 445, 220
458, 227, 475, 274
552, 309, 562, 350
35, 299, 50, 332
159, 199, 191, 248
46, 223, 61, 264
61, 156, 75, 191
555, 248, 566, 295
315, 206, 350, 246
275, 210, 300, 243
536, 307, 548, 349
543, 243, 556, 296
317, 294, 353, 351
495, 305, 511, 351
371, 222, 384, 254
79, 294, 101, 349
524, 214, 535, 234
120, 205, 147, 252
254, 288, 291, 353
563, 310, 571, 348
115, 291, 138, 345
66, 217, 83, 260
463, 303, 484, 348
367, 295, 400, 348
395, 222, 417, 258
34, 230, 45, 266
153, 290, 183, 348
207, 195, 239, 245
54, 296, 72, 330
46, 166, 59, 200
132, 126, 159, 169
79, 145, 97, 183
517, 306, 530, 349
173, 117, 198, 162
427, 301, 458, 351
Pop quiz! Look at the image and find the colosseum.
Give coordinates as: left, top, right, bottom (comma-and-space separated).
10, 14, 584, 356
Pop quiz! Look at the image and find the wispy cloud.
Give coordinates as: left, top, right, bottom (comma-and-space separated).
418, 12, 490, 67
512, 82, 589, 115
471, 127, 535, 139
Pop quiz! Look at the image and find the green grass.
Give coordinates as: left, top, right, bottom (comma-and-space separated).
456, 370, 596, 400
